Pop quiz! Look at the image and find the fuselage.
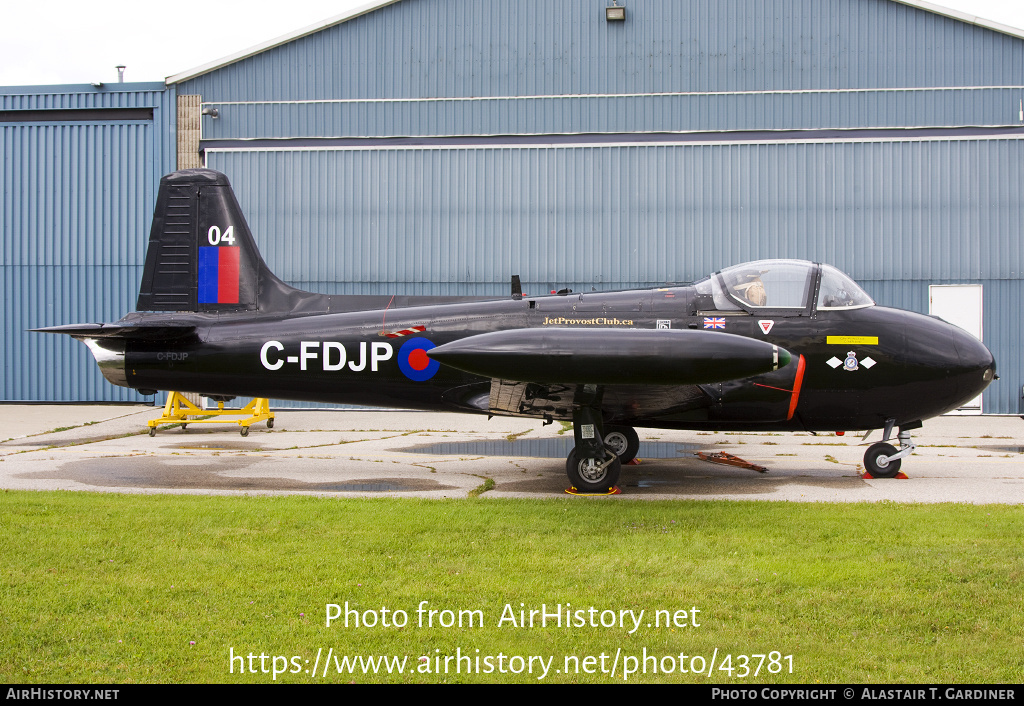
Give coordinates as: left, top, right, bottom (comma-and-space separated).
119, 277, 995, 433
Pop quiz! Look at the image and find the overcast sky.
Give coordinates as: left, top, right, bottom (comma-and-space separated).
3, 0, 1024, 87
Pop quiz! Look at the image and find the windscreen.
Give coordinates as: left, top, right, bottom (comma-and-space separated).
816, 264, 874, 310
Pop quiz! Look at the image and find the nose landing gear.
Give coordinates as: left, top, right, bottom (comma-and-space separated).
863, 421, 918, 478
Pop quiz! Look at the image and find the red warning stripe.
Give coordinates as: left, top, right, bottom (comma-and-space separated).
384, 325, 426, 339
787, 354, 806, 420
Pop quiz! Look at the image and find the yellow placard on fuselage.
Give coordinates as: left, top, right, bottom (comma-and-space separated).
827, 335, 879, 345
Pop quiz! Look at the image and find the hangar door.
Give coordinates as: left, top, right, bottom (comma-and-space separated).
1, 113, 161, 400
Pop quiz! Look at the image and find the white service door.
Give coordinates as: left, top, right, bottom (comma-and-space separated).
929, 284, 983, 413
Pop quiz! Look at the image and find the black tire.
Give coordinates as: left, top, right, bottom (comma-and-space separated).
148, 427, 156, 437
267, 418, 274, 429
181, 424, 187, 431
566, 446, 621, 493
240, 426, 250, 437
603, 425, 640, 465
864, 442, 900, 478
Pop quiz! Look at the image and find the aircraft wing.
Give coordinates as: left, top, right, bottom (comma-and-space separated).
30, 323, 197, 340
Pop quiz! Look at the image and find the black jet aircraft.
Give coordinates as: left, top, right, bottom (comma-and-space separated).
36, 169, 996, 492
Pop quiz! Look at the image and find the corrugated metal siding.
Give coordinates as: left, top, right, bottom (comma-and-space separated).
207, 137, 1024, 288
1, 83, 169, 111
1, 84, 176, 401
178, 0, 1024, 102
170, 1, 1024, 414
3, 123, 154, 267
2, 266, 144, 401
207, 137, 1024, 413
200, 88, 1024, 141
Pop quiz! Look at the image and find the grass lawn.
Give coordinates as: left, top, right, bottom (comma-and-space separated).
1, 491, 1021, 683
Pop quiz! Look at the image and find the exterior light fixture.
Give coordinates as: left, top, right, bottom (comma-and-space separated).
606, 2, 625, 21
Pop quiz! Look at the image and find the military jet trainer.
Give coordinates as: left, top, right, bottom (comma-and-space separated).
36, 169, 996, 492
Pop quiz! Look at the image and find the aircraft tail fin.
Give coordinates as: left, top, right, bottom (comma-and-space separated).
137, 168, 324, 314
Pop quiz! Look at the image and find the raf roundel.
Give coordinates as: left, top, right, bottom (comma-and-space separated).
398, 338, 441, 381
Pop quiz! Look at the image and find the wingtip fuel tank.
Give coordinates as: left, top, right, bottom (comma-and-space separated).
428, 328, 791, 385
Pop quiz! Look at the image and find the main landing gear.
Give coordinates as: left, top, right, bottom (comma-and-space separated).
863, 420, 919, 478
602, 425, 640, 466
566, 446, 621, 494
564, 405, 638, 493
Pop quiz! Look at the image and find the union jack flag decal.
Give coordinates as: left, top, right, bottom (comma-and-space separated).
703, 317, 726, 330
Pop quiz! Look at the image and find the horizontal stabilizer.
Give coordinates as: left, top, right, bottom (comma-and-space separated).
428, 328, 790, 385
31, 323, 196, 340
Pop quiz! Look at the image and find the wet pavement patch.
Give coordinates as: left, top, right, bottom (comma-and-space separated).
404, 438, 700, 458
620, 472, 866, 495
173, 442, 267, 451
1, 435, 122, 448
26, 457, 455, 492
980, 446, 1024, 454
314, 481, 416, 492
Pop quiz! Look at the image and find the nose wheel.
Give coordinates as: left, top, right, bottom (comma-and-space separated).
863, 426, 917, 478
864, 442, 900, 478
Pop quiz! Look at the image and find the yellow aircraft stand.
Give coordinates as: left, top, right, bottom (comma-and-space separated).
147, 392, 274, 437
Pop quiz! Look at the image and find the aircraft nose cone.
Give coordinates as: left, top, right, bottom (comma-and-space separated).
950, 324, 996, 401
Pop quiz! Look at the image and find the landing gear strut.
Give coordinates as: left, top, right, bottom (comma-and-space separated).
863, 421, 918, 478
565, 406, 620, 493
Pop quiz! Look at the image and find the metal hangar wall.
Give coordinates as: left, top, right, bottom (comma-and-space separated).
168, 0, 1024, 414
4, 0, 1021, 414
1, 83, 177, 402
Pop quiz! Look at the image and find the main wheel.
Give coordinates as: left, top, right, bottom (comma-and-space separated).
603, 425, 640, 465
566, 447, 621, 493
864, 442, 900, 478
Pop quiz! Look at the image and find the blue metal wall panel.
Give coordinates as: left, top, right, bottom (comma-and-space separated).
178, 0, 1024, 101
1, 83, 169, 110
1, 84, 175, 401
2, 266, 144, 401
3, 123, 155, 267
207, 137, 1024, 412
207, 137, 1024, 288
200, 88, 1024, 141
185, 0, 1024, 141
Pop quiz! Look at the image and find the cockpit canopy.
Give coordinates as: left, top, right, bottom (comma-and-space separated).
695, 260, 874, 314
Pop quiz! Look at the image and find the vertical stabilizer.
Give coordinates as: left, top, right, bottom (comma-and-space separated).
137, 169, 267, 312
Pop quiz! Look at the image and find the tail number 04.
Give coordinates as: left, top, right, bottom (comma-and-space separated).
207, 226, 235, 246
